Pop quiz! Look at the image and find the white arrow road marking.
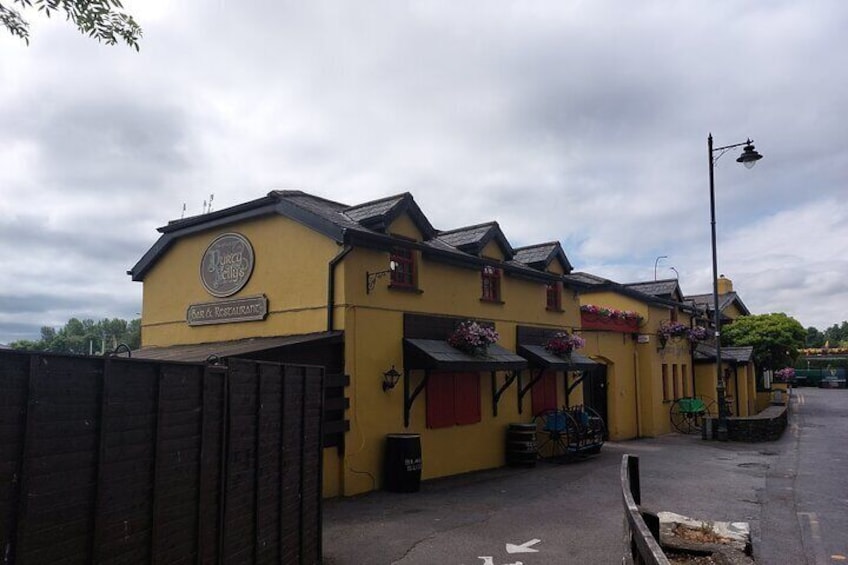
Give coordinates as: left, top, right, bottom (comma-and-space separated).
506, 538, 541, 554
476, 557, 524, 565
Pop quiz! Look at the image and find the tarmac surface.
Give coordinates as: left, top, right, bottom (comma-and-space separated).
323, 388, 847, 564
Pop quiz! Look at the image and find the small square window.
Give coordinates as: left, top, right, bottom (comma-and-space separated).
481, 266, 501, 302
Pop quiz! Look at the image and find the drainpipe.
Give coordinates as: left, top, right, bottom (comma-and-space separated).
734, 365, 740, 416
633, 348, 642, 438
327, 245, 353, 331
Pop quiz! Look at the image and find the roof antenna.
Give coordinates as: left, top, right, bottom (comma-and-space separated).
208, 193, 214, 213
180, 203, 186, 219
202, 199, 207, 214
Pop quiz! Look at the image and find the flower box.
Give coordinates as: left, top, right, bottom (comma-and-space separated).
580, 312, 640, 333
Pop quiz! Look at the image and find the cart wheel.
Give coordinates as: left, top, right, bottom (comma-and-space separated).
534, 410, 569, 460
583, 406, 607, 449
670, 399, 695, 434
691, 396, 717, 430
698, 396, 718, 418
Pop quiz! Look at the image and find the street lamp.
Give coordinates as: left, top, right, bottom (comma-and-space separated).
708, 134, 763, 441
654, 255, 668, 280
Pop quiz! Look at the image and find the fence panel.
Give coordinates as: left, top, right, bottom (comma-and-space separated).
0, 350, 323, 565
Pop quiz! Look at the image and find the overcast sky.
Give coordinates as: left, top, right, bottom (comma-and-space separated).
1, 1, 847, 345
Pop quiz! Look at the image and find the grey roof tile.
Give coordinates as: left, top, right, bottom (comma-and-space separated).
513, 243, 558, 265
565, 272, 612, 286
343, 194, 405, 222
624, 279, 680, 299
437, 223, 497, 247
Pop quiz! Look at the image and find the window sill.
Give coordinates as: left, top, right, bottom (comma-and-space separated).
479, 298, 505, 305
389, 285, 424, 294
546, 307, 564, 313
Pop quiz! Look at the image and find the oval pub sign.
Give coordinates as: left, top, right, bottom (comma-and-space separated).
200, 233, 255, 297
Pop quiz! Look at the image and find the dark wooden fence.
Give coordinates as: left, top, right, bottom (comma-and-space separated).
621, 454, 669, 565
0, 350, 323, 564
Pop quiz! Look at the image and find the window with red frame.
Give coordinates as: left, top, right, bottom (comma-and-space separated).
545, 281, 562, 311
426, 372, 481, 428
531, 370, 558, 416
390, 247, 415, 289
481, 266, 501, 302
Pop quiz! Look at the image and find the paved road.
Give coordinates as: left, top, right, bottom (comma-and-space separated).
757, 387, 848, 565
323, 388, 847, 564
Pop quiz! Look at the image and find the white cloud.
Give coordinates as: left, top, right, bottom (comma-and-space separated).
2, 0, 848, 342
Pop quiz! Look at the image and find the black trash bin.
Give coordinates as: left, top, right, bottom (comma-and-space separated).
505, 423, 537, 467
383, 433, 422, 492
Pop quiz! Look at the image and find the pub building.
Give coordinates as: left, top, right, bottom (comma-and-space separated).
129, 190, 750, 497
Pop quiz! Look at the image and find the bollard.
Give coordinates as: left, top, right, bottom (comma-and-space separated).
702, 417, 712, 440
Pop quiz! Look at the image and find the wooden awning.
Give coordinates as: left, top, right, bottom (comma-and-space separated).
132, 331, 343, 362
403, 338, 527, 372
517, 344, 599, 370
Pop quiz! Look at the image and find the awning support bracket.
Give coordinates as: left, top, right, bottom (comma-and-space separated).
517, 367, 546, 415
491, 370, 518, 417
404, 368, 428, 428
566, 368, 585, 408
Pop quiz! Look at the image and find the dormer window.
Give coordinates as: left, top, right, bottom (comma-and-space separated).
390, 247, 416, 289
481, 265, 502, 302
546, 281, 562, 311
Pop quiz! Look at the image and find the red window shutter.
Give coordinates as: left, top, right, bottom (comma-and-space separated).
453, 372, 481, 425
531, 370, 558, 416
426, 372, 455, 429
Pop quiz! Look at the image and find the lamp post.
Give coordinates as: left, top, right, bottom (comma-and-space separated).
708, 134, 763, 440
654, 255, 668, 280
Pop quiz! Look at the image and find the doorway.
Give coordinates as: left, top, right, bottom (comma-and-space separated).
582, 364, 609, 439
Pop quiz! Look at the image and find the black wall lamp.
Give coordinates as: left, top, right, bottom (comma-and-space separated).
366, 260, 397, 294
382, 365, 401, 391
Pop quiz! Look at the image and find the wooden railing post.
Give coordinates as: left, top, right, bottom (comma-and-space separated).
621, 454, 670, 565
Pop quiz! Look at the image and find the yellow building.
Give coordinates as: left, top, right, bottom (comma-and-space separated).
129, 190, 598, 497
685, 276, 758, 416
565, 275, 702, 438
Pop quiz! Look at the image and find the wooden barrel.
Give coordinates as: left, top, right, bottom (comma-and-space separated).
383, 434, 422, 492
505, 423, 537, 467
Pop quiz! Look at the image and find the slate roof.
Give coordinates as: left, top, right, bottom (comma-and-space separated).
130, 190, 558, 283
623, 279, 681, 300
563, 271, 702, 314
343, 193, 406, 223
512, 242, 573, 274
435, 222, 514, 259
563, 272, 613, 287
686, 292, 751, 317
342, 192, 436, 237
693, 343, 754, 363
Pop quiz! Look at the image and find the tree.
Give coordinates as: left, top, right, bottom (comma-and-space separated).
823, 321, 848, 348
721, 313, 806, 371
806, 326, 825, 348
1, 0, 141, 49
10, 316, 141, 354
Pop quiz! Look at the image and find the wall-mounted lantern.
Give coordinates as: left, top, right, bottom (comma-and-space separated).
366, 260, 397, 294
382, 365, 401, 391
